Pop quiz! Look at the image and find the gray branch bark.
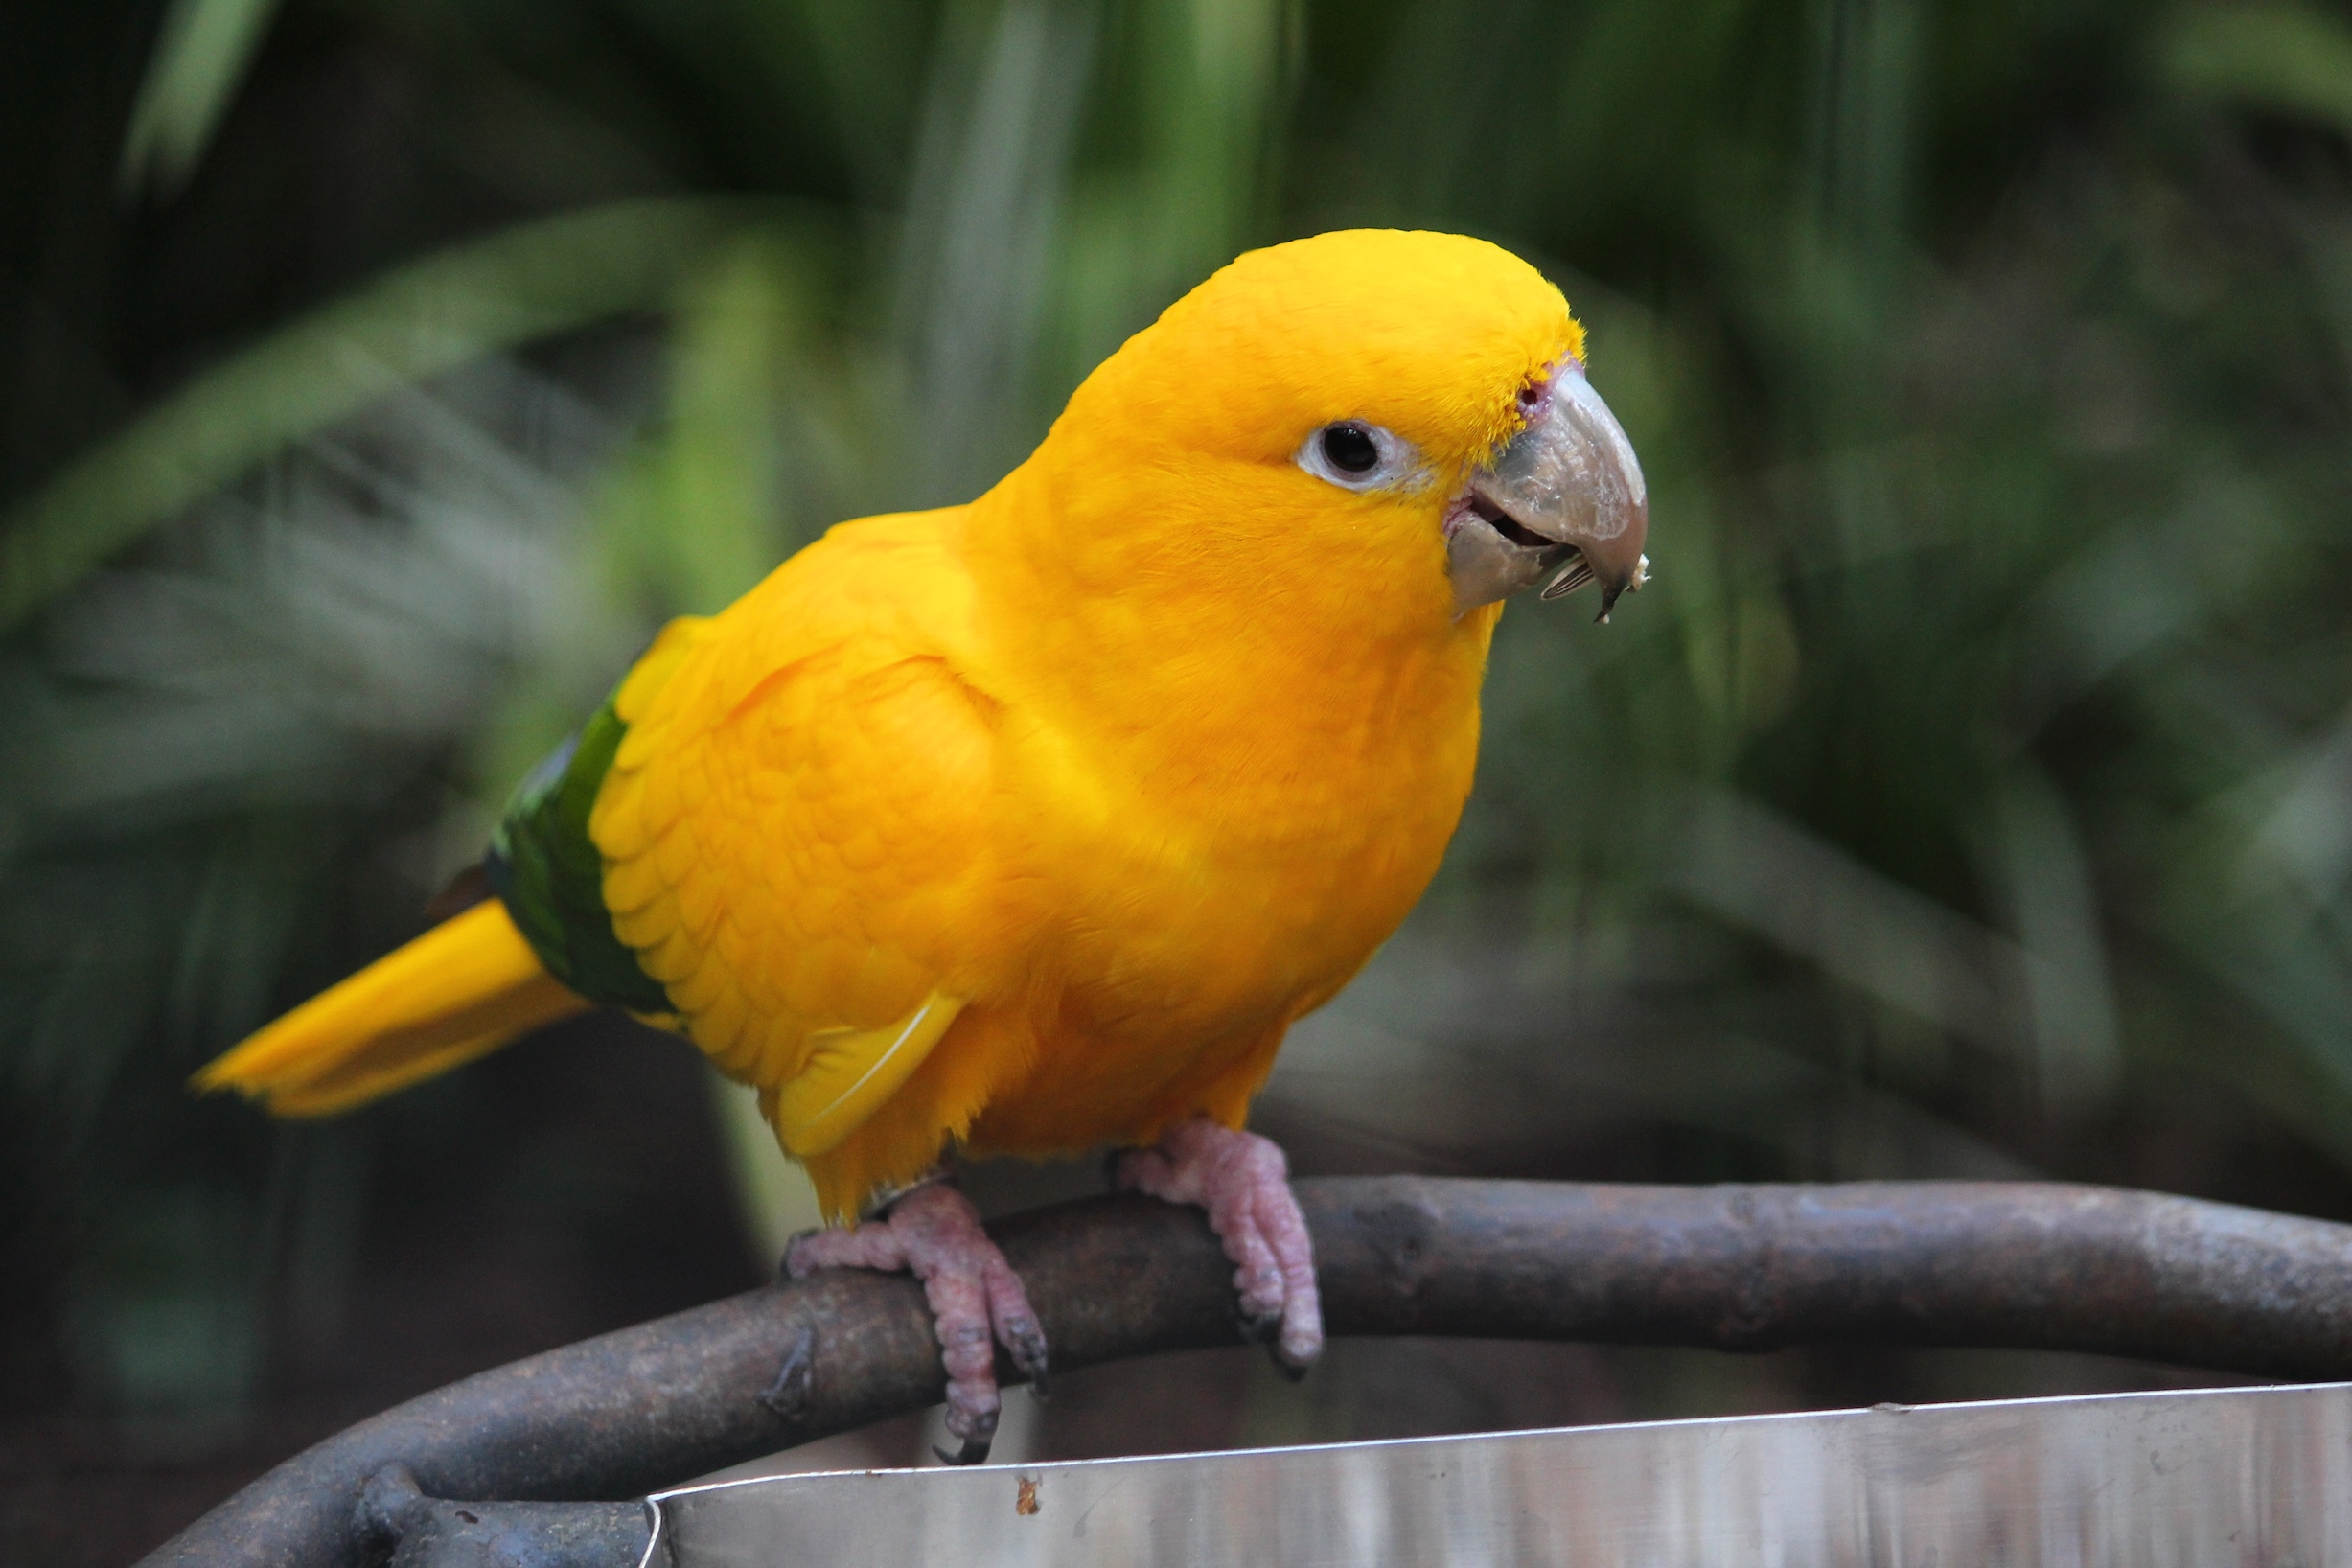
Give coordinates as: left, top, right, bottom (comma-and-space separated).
140, 1178, 2352, 1568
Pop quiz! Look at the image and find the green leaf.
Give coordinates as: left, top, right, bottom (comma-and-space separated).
119, 0, 288, 199
2162, 0, 2352, 136
0, 196, 784, 633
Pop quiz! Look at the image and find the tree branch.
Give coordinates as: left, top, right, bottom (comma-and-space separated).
139, 1178, 2352, 1568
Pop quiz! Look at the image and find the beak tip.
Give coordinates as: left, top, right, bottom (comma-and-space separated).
1592, 552, 1650, 624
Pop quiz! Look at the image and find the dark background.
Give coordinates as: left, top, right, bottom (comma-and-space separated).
9, 0, 2352, 1559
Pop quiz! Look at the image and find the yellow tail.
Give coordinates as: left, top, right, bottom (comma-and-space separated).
195, 900, 591, 1117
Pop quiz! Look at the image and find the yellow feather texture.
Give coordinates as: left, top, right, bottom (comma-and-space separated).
197, 230, 1588, 1224
594, 231, 1582, 1217
193, 901, 588, 1116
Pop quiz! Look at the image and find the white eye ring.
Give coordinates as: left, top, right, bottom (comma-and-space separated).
1296, 421, 1426, 492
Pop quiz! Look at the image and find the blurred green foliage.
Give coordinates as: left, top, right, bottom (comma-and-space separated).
12, 0, 2352, 1447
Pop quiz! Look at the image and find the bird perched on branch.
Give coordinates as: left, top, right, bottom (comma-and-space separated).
197, 228, 1649, 1463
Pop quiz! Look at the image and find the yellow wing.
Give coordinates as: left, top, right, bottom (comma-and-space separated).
588, 513, 1022, 1212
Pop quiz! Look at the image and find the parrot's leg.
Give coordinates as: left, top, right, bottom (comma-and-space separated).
1116, 1117, 1324, 1372
784, 1180, 1047, 1465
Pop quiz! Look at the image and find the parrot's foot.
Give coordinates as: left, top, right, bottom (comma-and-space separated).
1116, 1118, 1324, 1372
784, 1182, 1048, 1464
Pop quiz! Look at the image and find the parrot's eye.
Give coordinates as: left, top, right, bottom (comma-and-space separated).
1296, 420, 1422, 492
1322, 425, 1379, 473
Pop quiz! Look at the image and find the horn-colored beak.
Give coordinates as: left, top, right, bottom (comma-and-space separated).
1444, 362, 1650, 619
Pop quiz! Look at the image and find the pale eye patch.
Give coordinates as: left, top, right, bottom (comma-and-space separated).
1295, 421, 1430, 493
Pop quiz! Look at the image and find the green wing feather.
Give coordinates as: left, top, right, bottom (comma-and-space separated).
485, 701, 673, 1015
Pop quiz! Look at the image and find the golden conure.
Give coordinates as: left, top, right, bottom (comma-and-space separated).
196, 228, 1650, 1461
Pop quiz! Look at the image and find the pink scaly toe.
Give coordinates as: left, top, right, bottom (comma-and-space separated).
1117, 1117, 1324, 1371
785, 1181, 1048, 1464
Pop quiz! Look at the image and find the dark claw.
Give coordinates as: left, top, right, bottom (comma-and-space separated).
1236, 1308, 1308, 1378
934, 1437, 994, 1465
778, 1228, 823, 1280
1003, 1317, 1050, 1400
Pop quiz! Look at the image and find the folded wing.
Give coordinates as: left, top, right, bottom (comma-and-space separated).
588, 519, 1015, 1209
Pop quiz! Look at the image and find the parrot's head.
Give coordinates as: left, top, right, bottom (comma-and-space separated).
1026, 228, 1649, 631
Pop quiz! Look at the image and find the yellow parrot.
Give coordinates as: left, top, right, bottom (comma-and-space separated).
197, 228, 1649, 1461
